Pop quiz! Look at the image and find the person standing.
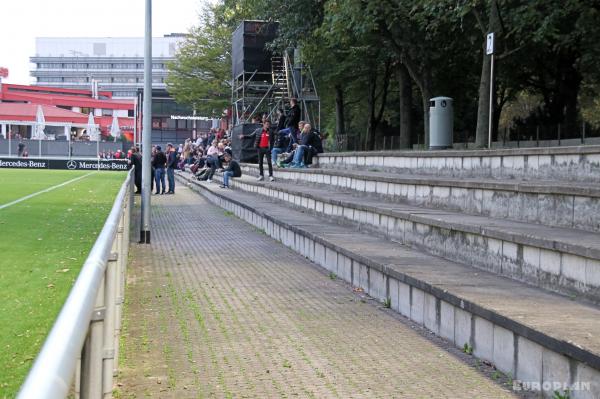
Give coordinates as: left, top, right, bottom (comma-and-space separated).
240, 120, 275, 181
166, 143, 178, 194
153, 145, 167, 194
285, 98, 301, 145
129, 146, 143, 194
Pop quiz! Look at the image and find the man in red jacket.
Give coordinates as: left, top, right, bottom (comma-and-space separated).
240, 120, 275, 181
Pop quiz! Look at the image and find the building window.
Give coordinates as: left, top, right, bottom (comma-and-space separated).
39, 63, 63, 68
152, 117, 168, 128
102, 109, 113, 116
113, 63, 137, 69
63, 77, 87, 83
39, 77, 64, 83
89, 63, 111, 69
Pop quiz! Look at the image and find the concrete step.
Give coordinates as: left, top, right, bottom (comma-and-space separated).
315, 145, 600, 183
241, 163, 600, 233
218, 170, 600, 304
177, 171, 600, 398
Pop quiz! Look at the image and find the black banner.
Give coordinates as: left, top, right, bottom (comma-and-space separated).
0, 158, 129, 171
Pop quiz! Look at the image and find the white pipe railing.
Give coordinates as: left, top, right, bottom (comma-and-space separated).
18, 169, 134, 399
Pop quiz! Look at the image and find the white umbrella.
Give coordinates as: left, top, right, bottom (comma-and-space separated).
109, 115, 121, 141
87, 112, 99, 141
32, 105, 46, 140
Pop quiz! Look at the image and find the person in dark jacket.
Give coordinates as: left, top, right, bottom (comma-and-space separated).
284, 98, 302, 148
239, 120, 275, 181
276, 108, 286, 131
152, 145, 167, 194
166, 143, 178, 194
286, 98, 301, 129
219, 152, 242, 188
128, 146, 143, 194
290, 123, 321, 168
271, 124, 291, 166
304, 130, 324, 166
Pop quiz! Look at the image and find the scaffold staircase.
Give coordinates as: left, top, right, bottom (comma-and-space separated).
271, 57, 290, 99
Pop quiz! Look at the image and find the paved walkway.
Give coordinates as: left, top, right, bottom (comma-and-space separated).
118, 186, 519, 398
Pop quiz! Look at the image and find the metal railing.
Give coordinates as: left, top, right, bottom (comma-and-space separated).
18, 169, 134, 399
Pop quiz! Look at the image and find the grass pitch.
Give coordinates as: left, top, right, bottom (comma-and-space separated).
0, 169, 126, 397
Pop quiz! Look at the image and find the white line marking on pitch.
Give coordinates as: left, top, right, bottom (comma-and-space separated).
0, 172, 95, 211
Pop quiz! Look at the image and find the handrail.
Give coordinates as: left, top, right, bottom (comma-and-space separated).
18, 169, 134, 399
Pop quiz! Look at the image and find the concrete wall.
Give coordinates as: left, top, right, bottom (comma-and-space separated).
242, 165, 600, 233
316, 146, 600, 183
225, 176, 600, 305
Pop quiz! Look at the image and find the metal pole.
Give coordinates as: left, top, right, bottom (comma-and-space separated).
133, 96, 137, 146
488, 53, 494, 149
192, 108, 197, 140
97, 135, 100, 171
582, 121, 586, 144
140, 0, 152, 244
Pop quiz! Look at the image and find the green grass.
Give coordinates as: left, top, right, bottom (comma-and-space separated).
0, 169, 91, 204
0, 169, 126, 397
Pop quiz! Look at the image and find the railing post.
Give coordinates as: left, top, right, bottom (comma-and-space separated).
114, 179, 132, 379
102, 250, 118, 397
80, 279, 105, 399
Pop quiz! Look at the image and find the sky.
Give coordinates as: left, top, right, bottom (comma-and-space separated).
0, 0, 207, 84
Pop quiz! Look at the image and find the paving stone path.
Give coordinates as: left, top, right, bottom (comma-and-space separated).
117, 186, 519, 398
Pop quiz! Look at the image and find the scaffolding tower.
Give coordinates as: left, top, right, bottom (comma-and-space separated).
232, 48, 320, 131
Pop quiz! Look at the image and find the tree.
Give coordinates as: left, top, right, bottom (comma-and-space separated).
166, 1, 259, 115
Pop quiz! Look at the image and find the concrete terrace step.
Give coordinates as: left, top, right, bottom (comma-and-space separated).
241, 163, 600, 233
220, 170, 600, 304
176, 171, 600, 398
315, 145, 600, 183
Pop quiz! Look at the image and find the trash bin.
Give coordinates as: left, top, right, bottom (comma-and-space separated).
429, 97, 453, 150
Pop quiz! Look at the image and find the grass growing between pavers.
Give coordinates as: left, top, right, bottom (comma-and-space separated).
0, 170, 126, 397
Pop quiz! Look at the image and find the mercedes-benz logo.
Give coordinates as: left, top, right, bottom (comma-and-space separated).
66, 160, 77, 170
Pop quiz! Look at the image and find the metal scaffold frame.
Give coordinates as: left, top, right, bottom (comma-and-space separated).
232, 48, 321, 131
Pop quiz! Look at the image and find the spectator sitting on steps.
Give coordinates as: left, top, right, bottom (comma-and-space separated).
289, 123, 321, 168
219, 152, 242, 188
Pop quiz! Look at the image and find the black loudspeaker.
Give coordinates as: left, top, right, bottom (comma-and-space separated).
231, 123, 261, 163
232, 21, 279, 79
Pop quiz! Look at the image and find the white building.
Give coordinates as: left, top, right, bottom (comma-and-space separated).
30, 34, 185, 98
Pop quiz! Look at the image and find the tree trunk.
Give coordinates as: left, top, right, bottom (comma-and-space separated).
398, 64, 412, 148
421, 92, 431, 148
474, 0, 502, 148
366, 61, 392, 151
334, 84, 345, 139
366, 74, 376, 150
475, 49, 492, 147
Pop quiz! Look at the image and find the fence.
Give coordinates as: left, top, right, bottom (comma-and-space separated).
18, 169, 134, 399
0, 138, 126, 158
333, 122, 600, 152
